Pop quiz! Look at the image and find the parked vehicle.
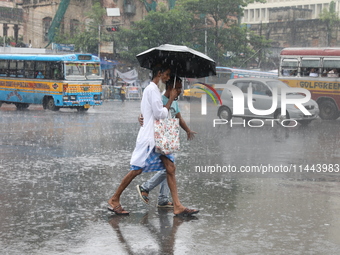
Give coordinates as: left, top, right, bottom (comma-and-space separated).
217, 78, 319, 125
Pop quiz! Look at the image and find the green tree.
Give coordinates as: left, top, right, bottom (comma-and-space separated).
54, 1, 106, 54
319, 1, 339, 46
178, 0, 269, 67
115, 5, 195, 64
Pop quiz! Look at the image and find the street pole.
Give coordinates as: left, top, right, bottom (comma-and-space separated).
205, 17, 208, 83
98, 25, 101, 59
205, 17, 207, 56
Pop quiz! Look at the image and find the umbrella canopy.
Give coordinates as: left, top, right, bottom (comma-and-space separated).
136, 44, 216, 78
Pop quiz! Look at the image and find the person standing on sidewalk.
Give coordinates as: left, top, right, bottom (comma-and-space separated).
120, 84, 126, 102
137, 76, 197, 208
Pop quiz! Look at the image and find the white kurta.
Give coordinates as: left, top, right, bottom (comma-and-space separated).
130, 82, 169, 168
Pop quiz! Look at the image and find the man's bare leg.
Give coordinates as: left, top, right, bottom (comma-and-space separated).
108, 169, 142, 213
160, 156, 193, 215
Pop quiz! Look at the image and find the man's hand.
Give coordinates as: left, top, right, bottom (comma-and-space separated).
138, 114, 144, 126
169, 88, 177, 100
187, 130, 197, 140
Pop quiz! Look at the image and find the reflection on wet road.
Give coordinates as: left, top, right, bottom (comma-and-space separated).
0, 101, 340, 254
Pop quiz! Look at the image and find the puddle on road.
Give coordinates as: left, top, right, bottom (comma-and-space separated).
1, 101, 340, 254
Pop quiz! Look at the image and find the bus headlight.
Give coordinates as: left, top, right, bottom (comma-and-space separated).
94, 95, 100, 100
70, 95, 76, 101
63, 96, 68, 101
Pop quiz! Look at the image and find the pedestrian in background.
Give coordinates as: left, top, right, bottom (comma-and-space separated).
120, 84, 126, 102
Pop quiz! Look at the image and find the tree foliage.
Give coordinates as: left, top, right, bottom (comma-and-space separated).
319, 1, 340, 46
319, 1, 339, 23
54, 0, 271, 69
115, 6, 195, 64
54, 1, 105, 54
178, 0, 269, 67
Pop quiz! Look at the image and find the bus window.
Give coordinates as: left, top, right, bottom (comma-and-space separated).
0, 60, 7, 76
52, 62, 63, 80
17, 61, 24, 77
44, 63, 52, 79
36, 61, 46, 79
301, 58, 320, 77
24, 61, 35, 78
9, 60, 17, 77
281, 58, 298, 77
323, 58, 340, 77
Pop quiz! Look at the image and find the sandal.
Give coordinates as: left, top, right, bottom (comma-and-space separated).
175, 208, 199, 217
107, 204, 129, 215
136, 185, 149, 204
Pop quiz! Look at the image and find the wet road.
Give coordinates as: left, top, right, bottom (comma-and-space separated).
1, 100, 340, 255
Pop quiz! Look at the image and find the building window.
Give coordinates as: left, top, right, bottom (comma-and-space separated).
3, 23, 8, 37
43, 17, 52, 42
244, 10, 248, 22
70, 19, 80, 36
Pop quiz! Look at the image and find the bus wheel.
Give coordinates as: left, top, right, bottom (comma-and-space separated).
0, 101, 2, 107
218, 106, 232, 121
46, 98, 60, 111
274, 110, 291, 126
15, 103, 30, 110
77, 106, 89, 112
319, 100, 339, 120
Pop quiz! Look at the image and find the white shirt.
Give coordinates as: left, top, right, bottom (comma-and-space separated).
130, 82, 169, 167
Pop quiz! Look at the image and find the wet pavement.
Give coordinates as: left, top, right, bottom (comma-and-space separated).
1, 100, 340, 255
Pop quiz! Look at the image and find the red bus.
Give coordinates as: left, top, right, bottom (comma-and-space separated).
279, 47, 340, 120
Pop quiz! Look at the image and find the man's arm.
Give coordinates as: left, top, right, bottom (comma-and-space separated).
175, 112, 197, 140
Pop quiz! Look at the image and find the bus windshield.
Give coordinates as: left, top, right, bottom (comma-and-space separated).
65, 63, 85, 79
65, 63, 101, 80
85, 63, 101, 79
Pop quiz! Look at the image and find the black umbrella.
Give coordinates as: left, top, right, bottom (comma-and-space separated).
136, 44, 216, 78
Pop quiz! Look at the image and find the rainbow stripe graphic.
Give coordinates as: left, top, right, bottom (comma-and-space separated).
194, 82, 223, 105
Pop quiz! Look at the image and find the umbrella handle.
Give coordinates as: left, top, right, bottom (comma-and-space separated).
173, 67, 177, 88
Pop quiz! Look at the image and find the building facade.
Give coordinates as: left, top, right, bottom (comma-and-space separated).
0, 0, 24, 45
20, 0, 171, 50
242, 0, 340, 69
243, 0, 340, 24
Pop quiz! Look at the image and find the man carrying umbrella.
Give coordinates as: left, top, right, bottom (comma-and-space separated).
107, 64, 199, 217
137, 76, 197, 208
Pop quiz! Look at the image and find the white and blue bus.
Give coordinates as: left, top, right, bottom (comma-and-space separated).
211, 66, 278, 84
0, 53, 103, 111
